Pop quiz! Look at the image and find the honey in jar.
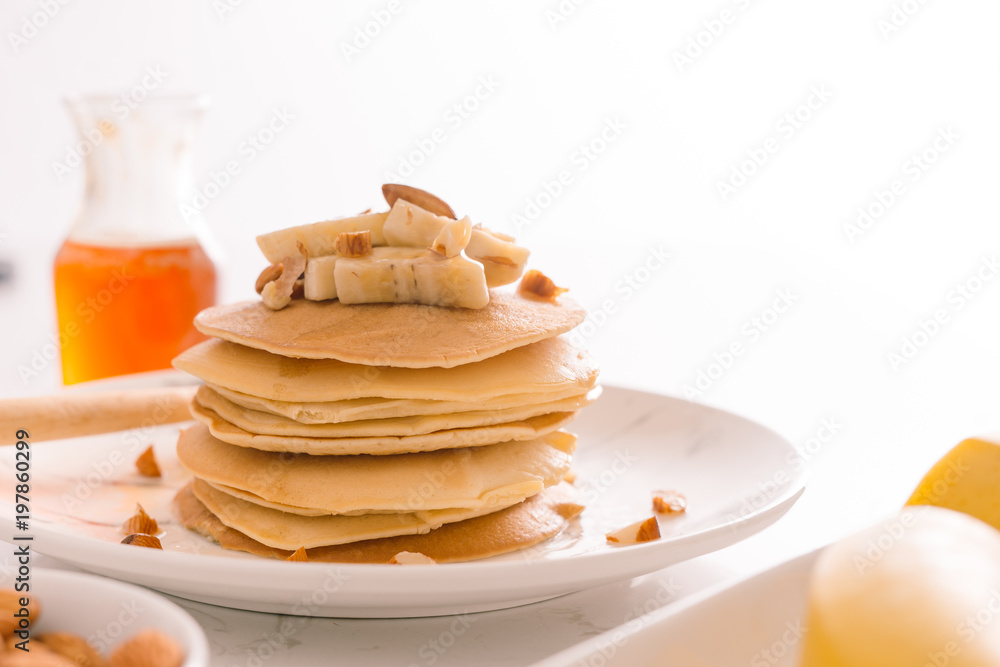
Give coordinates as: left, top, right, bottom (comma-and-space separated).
57, 95, 217, 384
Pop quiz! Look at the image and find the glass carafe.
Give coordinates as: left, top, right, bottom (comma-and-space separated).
54, 95, 217, 385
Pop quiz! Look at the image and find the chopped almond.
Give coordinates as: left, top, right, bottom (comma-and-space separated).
518, 269, 568, 302
286, 547, 309, 562
135, 446, 161, 478
606, 517, 661, 545
121, 504, 158, 537
121, 534, 162, 550
653, 490, 687, 514
261, 244, 307, 310
335, 230, 373, 258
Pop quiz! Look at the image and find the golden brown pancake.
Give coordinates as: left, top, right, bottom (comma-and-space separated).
192, 478, 525, 549
207, 382, 593, 424
190, 400, 578, 455
173, 482, 584, 563
194, 385, 599, 438
173, 335, 597, 403
176, 423, 575, 514
191, 291, 586, 367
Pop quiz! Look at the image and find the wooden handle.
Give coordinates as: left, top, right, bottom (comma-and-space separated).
0, 385, 197, 445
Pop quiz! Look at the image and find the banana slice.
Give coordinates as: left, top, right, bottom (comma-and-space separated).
383, 201, 528, 287
334, 247, 489, 309
257, 211, 390, 264
431, 217, 473, 258
304, 255, 338, 301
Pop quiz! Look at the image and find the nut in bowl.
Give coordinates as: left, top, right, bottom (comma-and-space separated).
0, 569, 208, 667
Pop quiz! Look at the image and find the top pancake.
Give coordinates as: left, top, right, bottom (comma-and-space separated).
193, 291, 586, 367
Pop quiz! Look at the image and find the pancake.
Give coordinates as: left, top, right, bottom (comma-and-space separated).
208, 382, 593, 424
190, 401, 578, 455
194, 385, 599, 438
192, 291, 586, 367
192, 478, 526, 549
173, 335, 597, 403
174, 481, 584, 563
177, 423, 576, 513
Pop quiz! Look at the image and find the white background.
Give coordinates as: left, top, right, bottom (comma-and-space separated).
1, 0, 1000, 660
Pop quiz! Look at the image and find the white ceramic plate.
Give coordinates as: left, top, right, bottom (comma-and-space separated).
0, 385, 805, 618
0, 568, 210, 666
531, 550, 816, 667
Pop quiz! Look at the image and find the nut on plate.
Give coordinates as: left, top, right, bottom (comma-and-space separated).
121, 504, 158, 537
653, 490, 687, 514
134, 446, 161, 478
606, 516, 661, 545
121, 534, 162, 550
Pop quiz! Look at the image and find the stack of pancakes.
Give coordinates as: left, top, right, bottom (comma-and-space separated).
171, 292, 599, 563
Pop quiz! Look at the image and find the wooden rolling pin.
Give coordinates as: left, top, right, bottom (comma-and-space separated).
0, 385, 197, 445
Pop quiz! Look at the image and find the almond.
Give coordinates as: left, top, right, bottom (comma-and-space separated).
134, 446, 161, 478
39, 632, 107, 667
255, 262, 283, 294
286, 547, 308, 562
260, 245, 307, 310
120, 534, 162, 550
108, 630, 184, 667
335, 230, 373, 258
606, 516, 661, 545
518, 269, 568, 302
382, 184, 455, 219
653, 490, 687, 514
120, 505, 158, 537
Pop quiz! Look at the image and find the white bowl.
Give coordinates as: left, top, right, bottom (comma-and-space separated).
14, 568, 209, 666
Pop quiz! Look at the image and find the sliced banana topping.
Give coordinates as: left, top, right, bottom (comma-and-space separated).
256, 185, 534, 309
430, 217, 473, 258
